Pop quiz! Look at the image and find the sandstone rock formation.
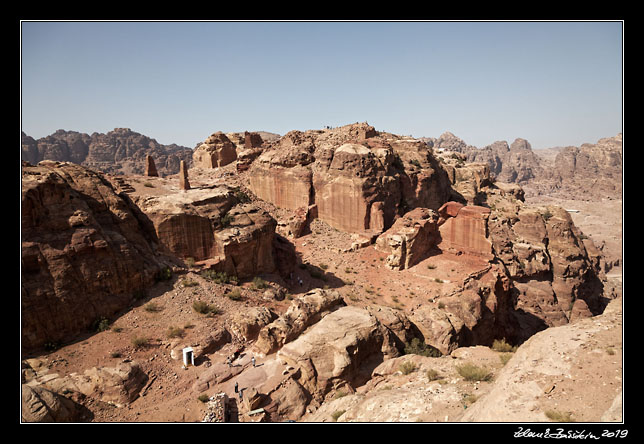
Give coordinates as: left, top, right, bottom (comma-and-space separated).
136, 188, 279, 278
21, 161, 172, 351
22, 384, 84, 422
375, 207, 440, 270
179, 160, 190, 190
529, 133, 623, 199
193, 132, 238, 168
276, 305, 400, 402
145, 155, 159, 177
24, 361, 148, 411
461, 296, 622, 422
438, 203, 493, 259
21, 128, 193, 176
254, 288, 346, 355
248, 123, 452, 235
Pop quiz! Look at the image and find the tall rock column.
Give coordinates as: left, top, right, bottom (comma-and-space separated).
179, 160, 190, 190
145, 155, 159, 177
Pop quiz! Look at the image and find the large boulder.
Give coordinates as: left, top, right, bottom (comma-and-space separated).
254, 288, 346, 355
276, 305, 400, 402
375, 207, 440, 270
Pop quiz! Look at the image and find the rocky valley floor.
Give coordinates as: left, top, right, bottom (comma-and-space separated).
21, 169, 623, 423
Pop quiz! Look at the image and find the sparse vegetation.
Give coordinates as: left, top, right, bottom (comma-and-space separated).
156, 266, 173, 282
220, 212, 234, 228
144, 302, 162, 313
399, 361, 417, 375
227, 289, 243, 301
251, 276, 269, 290
198, 394, 210, 403
200, 270, 238, 285
404, 338, 442, 358
545, 409, 575, 422
426, 369, 442, 381
166, 326, 184, 339
192, 300, 221, 315
131, 337, 149, 348
499, 353, 513, 366
331, 410, 346, 422
456, 363, 493, 382
491, 338, 517, 353
91, 316, 110, 332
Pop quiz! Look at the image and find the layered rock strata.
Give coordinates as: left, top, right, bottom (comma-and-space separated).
248, 123, 452, 235
137, 189, 278, 278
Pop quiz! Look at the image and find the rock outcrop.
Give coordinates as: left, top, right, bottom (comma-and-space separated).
461, 297, 622, 422
137, 188, 279, 278
248, 123, 452, 235
254, 288, 346, 355
375, 207, 440, 270
192, 132, 238, 168
276, 305, 400, 403
21, 161, 171, 351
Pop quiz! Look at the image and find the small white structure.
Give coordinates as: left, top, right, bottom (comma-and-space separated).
182, 347, 195, 367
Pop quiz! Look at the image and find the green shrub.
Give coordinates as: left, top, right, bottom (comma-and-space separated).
331, 410, 346, 422
200, 269, 238, 285
399, 361, 417, 375
198, 394, 210, 403
426, 369, 442, 381
227, 289, 242, 301
456, 363, 493, 382
545, 410, 575, 422
144, 302, 161, 313
156, 266, 172, 282
131, 337, 149, 348
192, 300, 221, 315
404, 338, 442, 358
91, 317, 110, 332
166, 326, 184, 339
251, 277, 268, 290
492, 338, 517, 353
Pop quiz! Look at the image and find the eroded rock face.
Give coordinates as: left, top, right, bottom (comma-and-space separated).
375, 207, 440, 270
21, 161, 169, 351
25, 361, 148, 409
248, 123, 452, 235
193, 132, 238, 168
438, 202, 493, 259
22, 385, 83, 422
254, 288, 346, 355
276, 305, 400, 402
138, 189, 279, 278
21, 128, 193, 177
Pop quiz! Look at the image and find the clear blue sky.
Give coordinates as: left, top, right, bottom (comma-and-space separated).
21, 21, 623, 150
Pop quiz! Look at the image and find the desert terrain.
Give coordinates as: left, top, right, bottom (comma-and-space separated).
21, 124, 623, 424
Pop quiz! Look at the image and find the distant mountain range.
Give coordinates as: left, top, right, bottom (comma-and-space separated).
21, 128, 194, 177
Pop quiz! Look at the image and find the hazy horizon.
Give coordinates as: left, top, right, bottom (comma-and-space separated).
21, 21, 623, 150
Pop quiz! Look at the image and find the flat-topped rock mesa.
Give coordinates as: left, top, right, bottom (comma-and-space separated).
249, 122, 453, 235
21, 160, 174, 351
21, 128, 194, 177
